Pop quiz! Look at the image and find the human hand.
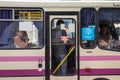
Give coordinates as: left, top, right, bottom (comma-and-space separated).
63, 40, 67, 44
25, 38, 29, 43
99, 39, 108, 47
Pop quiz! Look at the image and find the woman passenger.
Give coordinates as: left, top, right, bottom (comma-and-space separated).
98, 24, 112, 48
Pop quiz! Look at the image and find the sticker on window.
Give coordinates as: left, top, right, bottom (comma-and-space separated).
82, 27, 95, 40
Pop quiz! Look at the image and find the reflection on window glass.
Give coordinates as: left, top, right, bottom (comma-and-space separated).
80, 8, 96, 49
99, 8, 120, 51
0, 9, 44, 49
51, 19, 76, 76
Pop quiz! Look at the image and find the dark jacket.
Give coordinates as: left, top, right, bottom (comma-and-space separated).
52, 28, 67, 55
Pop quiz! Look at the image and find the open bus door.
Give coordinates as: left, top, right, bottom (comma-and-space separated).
45, 12, 79, 80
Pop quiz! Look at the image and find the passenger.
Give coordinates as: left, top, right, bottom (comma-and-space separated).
98, 25, 112, 48
64, 25, 76, 74
14, 31, 29, 48
52, 19, 68, 75
64, 26, 69, 35
64, 25, 72, 39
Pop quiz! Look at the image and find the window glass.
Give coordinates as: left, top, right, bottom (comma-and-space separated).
51, 18, 76, 75
80, 8, 97, 49
99, 8, 120, 51
0, 8, 44, 49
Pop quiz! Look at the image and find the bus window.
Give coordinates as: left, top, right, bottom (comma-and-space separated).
80, 8, 97, 49
99, 8, 120, 51
51, 18, 76, 75
0, 8, 44, 49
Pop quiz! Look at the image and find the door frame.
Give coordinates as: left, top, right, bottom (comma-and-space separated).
45, 11, 79, 80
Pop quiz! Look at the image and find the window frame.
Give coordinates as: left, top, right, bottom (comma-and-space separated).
51, 18, 77, 76
80, 8, 98, 49
0, 7, 44, 50
98, 8, 120, 52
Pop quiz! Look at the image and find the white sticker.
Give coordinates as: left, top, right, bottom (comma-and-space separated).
60, 24, 65, 30
68, 23, 75, 32
19, 22, 33, 31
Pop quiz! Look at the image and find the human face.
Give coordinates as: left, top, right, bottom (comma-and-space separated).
16, 31, 23, 37
101, 27, 108, 34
